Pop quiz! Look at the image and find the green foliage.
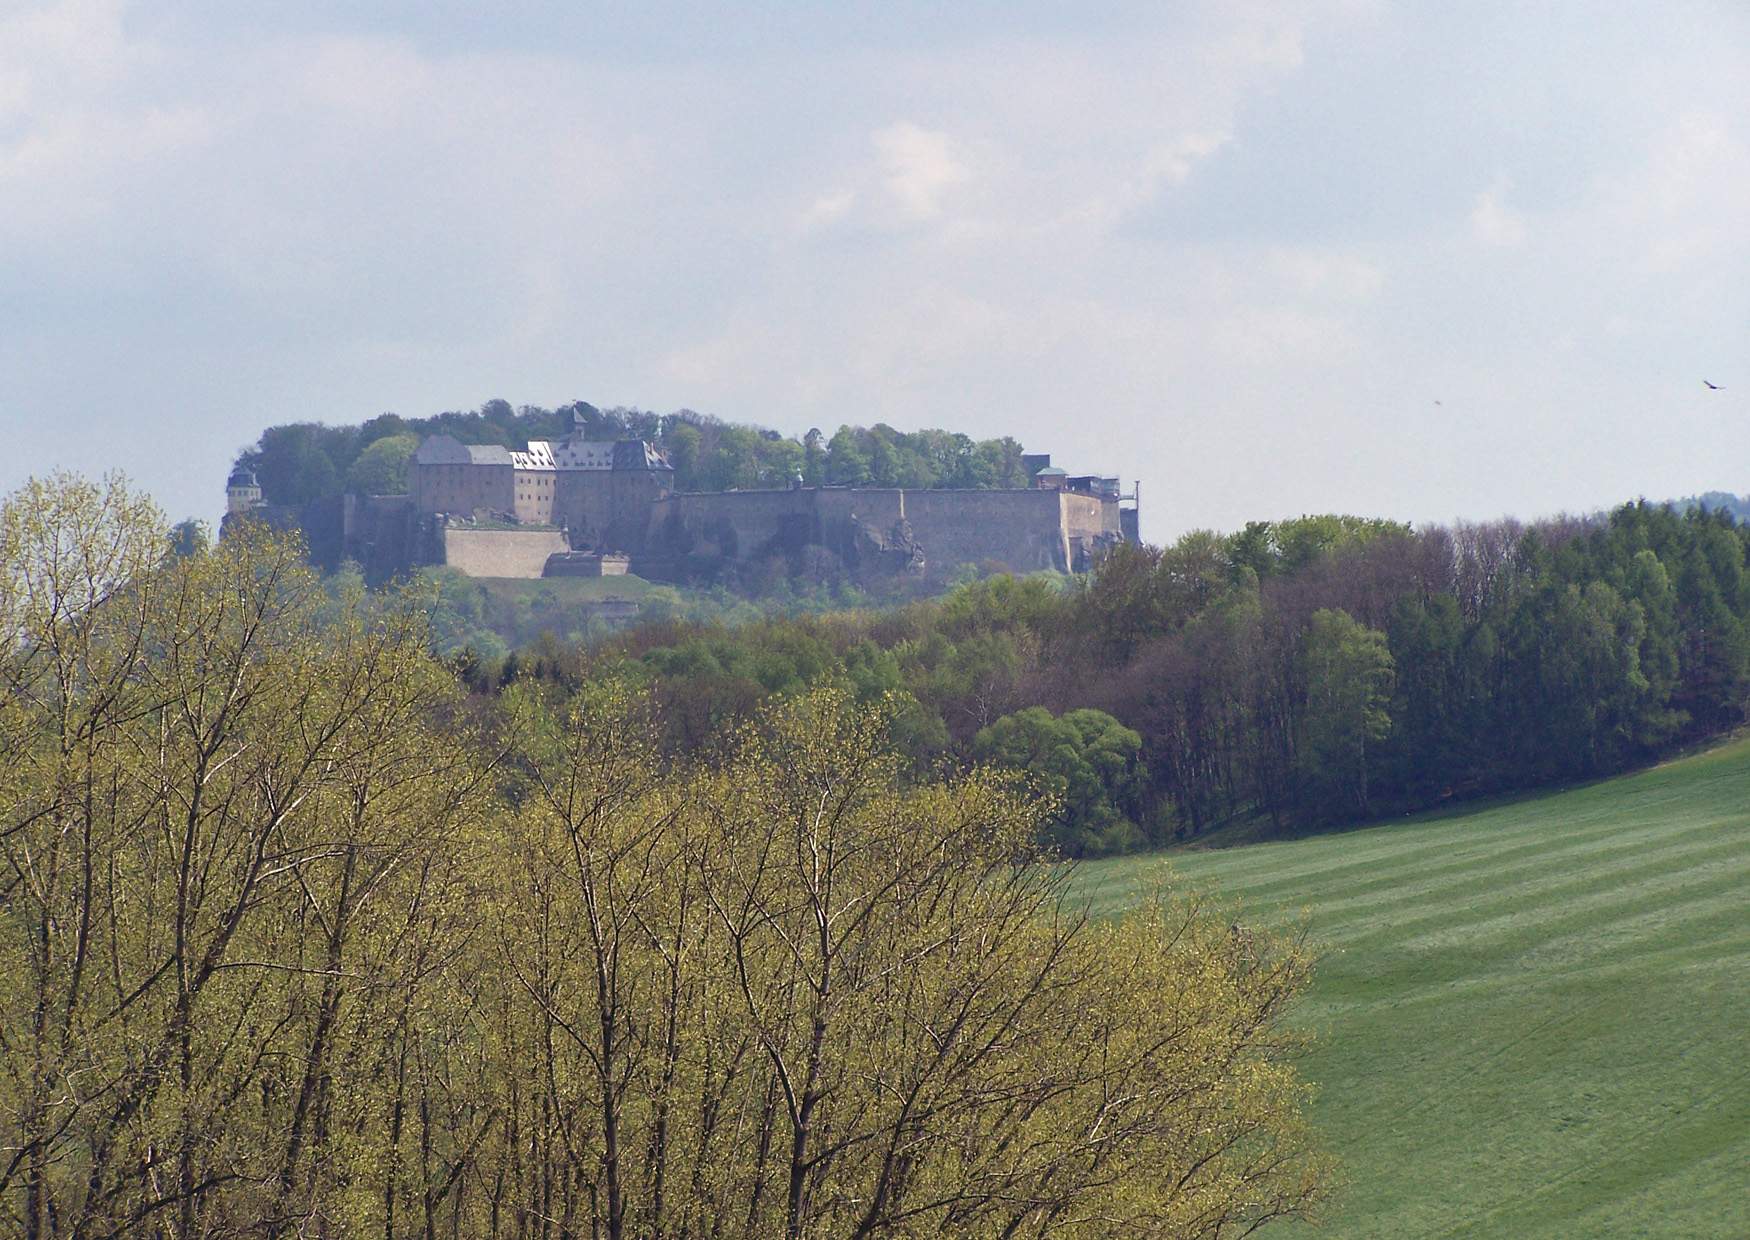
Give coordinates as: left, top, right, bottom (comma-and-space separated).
247, 420, 352, 505
237, 401, 1049, 519
465, 496, 1750, 852
1297, 608, 1394, 821
344, 430, 417, 493
0, 478, 1330, 1236
974, 706, 1147, 856
1226, 514, 1411, 579
825, 425, 871, 485
167, 517, 209, 557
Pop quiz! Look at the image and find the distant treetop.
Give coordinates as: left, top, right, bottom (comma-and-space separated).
1672, 491, 1750, 524
233, 399, 1034, 508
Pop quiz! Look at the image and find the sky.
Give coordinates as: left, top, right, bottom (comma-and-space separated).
1, 0, 1746, 543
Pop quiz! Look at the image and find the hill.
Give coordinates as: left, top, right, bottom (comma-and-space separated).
1073, 736, 1750, 1238
235, 398, 1036, 510
1672, 490, 1750, 524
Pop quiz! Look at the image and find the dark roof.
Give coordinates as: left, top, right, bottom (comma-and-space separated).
414, 434, 513, 466
613, 440, 674, 471
227, 468, 258, 488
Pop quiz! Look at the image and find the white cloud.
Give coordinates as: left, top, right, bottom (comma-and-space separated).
1470, 180, 1528, 247
798, 190, 855, 229
791, 121, 970, 234
873, 122, 969, 223
1270, 249, 1385, 301
0, 0, 205, 241
0, 0, 134, 121
1, 0, 1743, 542
298, 36, 437, 126
1628, 110, 1748, 275
1142, 131, 1230, 189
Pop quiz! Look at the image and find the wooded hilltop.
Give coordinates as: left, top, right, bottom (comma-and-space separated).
235, 400, 1036, 508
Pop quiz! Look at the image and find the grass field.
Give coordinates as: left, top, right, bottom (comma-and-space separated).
1074, 739, 1750, 1239
469, 573, 660, 604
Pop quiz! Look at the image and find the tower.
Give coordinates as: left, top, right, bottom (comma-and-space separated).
226, 467, 263, 516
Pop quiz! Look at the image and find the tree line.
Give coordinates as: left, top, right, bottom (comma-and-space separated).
1, 474, 1327, 1238
466, 504, 1750, 852
235, 400, 1034, 509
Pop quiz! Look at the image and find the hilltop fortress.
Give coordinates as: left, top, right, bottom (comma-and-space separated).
228, 412, 1139, 585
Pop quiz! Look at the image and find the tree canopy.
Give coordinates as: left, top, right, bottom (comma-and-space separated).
235, 399, 1039, 507
0, 472, 1330, 1238
467, 500, 1750, 846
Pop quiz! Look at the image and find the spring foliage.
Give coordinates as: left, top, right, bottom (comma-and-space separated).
0, 475, 1326, 1238
496, 503, 1750, 845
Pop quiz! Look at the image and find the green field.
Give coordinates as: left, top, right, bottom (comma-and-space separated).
1075, 739, 1750, 1239
469, 572, 660, 604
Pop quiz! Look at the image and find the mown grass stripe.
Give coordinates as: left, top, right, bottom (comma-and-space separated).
1073, 734, 1750, 1238
1333, 838, 1746, 953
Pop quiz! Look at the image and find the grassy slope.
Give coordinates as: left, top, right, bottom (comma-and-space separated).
470, 574, 658, 603
1073, 739, 1750, 1239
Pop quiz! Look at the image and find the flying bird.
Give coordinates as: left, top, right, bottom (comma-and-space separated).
1703, 380, 1722, 390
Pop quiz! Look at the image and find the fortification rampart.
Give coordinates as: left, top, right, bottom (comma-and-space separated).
645, 486, 1122, 582
813, 488, 908, 531
653, 489, 812, 559
440, 528, 570, 578
900, 489, 1071, 576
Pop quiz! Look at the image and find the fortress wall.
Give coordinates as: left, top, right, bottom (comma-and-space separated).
815, 488, 906, 531
607, 471, 672, 551
1061, 492, 1111, 542
441, 528, 570, 579
342, 494, 419, 584
900, 489, 1072, 578
643, 486, 1119, 583
654, 490, 818, 557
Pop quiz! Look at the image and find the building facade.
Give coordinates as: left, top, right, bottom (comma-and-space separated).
410, 427, 674, 553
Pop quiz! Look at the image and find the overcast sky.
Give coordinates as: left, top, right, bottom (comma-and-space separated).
2, 0, 1745, 542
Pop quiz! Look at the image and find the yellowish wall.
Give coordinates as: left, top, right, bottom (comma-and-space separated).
440, 528, 570, 578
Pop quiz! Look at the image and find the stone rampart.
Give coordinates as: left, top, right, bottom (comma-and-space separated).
441, 528, 570, 579
901, 489, 1076, 578
645, 486, 1119, 582
814, 488, 906, 531
650, 490, 818, 559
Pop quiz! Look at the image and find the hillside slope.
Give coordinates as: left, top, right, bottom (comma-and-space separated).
1075, 738, 1750, 1239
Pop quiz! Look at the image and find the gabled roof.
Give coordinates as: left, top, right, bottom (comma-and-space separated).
551, 440, 619, 470
613, 440, 673, 471
416, 433, 672, 472
414, 434, 512, 466
511, 441, 557, 470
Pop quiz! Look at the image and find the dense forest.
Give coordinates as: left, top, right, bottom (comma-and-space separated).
452, 502, 1750, 856
1, 475, 1327, 1238
236, 399, 1035, 507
